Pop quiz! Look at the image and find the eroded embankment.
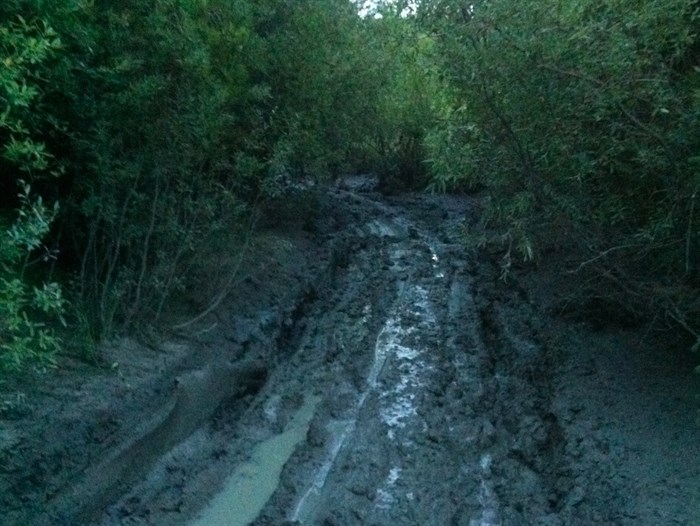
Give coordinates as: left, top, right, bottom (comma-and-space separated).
1, 224, 329, 526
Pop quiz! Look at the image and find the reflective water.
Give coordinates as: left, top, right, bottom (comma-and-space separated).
190, 395, 320, 526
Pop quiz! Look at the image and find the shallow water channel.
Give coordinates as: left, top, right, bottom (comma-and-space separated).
189, 395, 320, 526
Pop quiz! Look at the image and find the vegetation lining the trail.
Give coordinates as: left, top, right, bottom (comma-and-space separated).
1, 0, 698, 370
418, 0, 700, 344
0, 0, 422, 369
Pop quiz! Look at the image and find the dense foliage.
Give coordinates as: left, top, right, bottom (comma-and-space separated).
419, 0, 700, 340
0, 0, 411, 370
1, 0, 698, 370
0, 3, 66, 369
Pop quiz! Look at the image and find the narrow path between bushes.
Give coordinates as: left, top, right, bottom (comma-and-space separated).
3, 182, 699, 525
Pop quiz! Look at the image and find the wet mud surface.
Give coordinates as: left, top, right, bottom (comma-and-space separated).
2, 183, 700, 525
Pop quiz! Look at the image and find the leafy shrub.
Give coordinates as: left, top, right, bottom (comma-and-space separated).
0, 183, 65, 370
0, 9, 66, 371
424, 0, 700, 333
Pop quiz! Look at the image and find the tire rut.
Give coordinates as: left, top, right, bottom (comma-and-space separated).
97, 189, 626, 526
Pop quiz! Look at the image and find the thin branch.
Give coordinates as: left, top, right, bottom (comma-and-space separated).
172, 206, 259, 332
567, 243, 641, 274
126, 174, 161, 326
685, 191, 696, 276
665, 300, 700, 339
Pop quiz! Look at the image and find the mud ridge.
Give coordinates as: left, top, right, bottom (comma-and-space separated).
40, 361, 267, 525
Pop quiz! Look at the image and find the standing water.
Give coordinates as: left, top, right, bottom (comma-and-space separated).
190, 395, 320, 526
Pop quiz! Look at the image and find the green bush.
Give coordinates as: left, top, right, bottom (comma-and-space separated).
0, 0, 452, 365
423, 0, 700, 331
1, 183, 65, 370
0, 9, 66, 371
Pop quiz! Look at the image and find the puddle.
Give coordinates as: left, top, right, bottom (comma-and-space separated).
190, 395, 320, 526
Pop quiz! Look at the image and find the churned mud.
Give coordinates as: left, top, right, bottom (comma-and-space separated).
2, 180, 699, 525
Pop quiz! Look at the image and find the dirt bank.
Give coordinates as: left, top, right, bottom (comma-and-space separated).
1, 183, 699, 525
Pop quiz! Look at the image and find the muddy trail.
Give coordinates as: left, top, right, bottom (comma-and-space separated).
2, 183, 700, 525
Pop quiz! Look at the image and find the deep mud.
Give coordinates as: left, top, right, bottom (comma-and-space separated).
2, 181, 700, 525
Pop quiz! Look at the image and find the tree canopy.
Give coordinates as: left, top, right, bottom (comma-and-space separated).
422, 0, 700, 337
1, 0, 698, 370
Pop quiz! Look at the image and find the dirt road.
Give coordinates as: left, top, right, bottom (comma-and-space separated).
3, 184, 699, 525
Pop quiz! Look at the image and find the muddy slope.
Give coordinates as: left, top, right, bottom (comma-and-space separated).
2, 184, 700, 525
